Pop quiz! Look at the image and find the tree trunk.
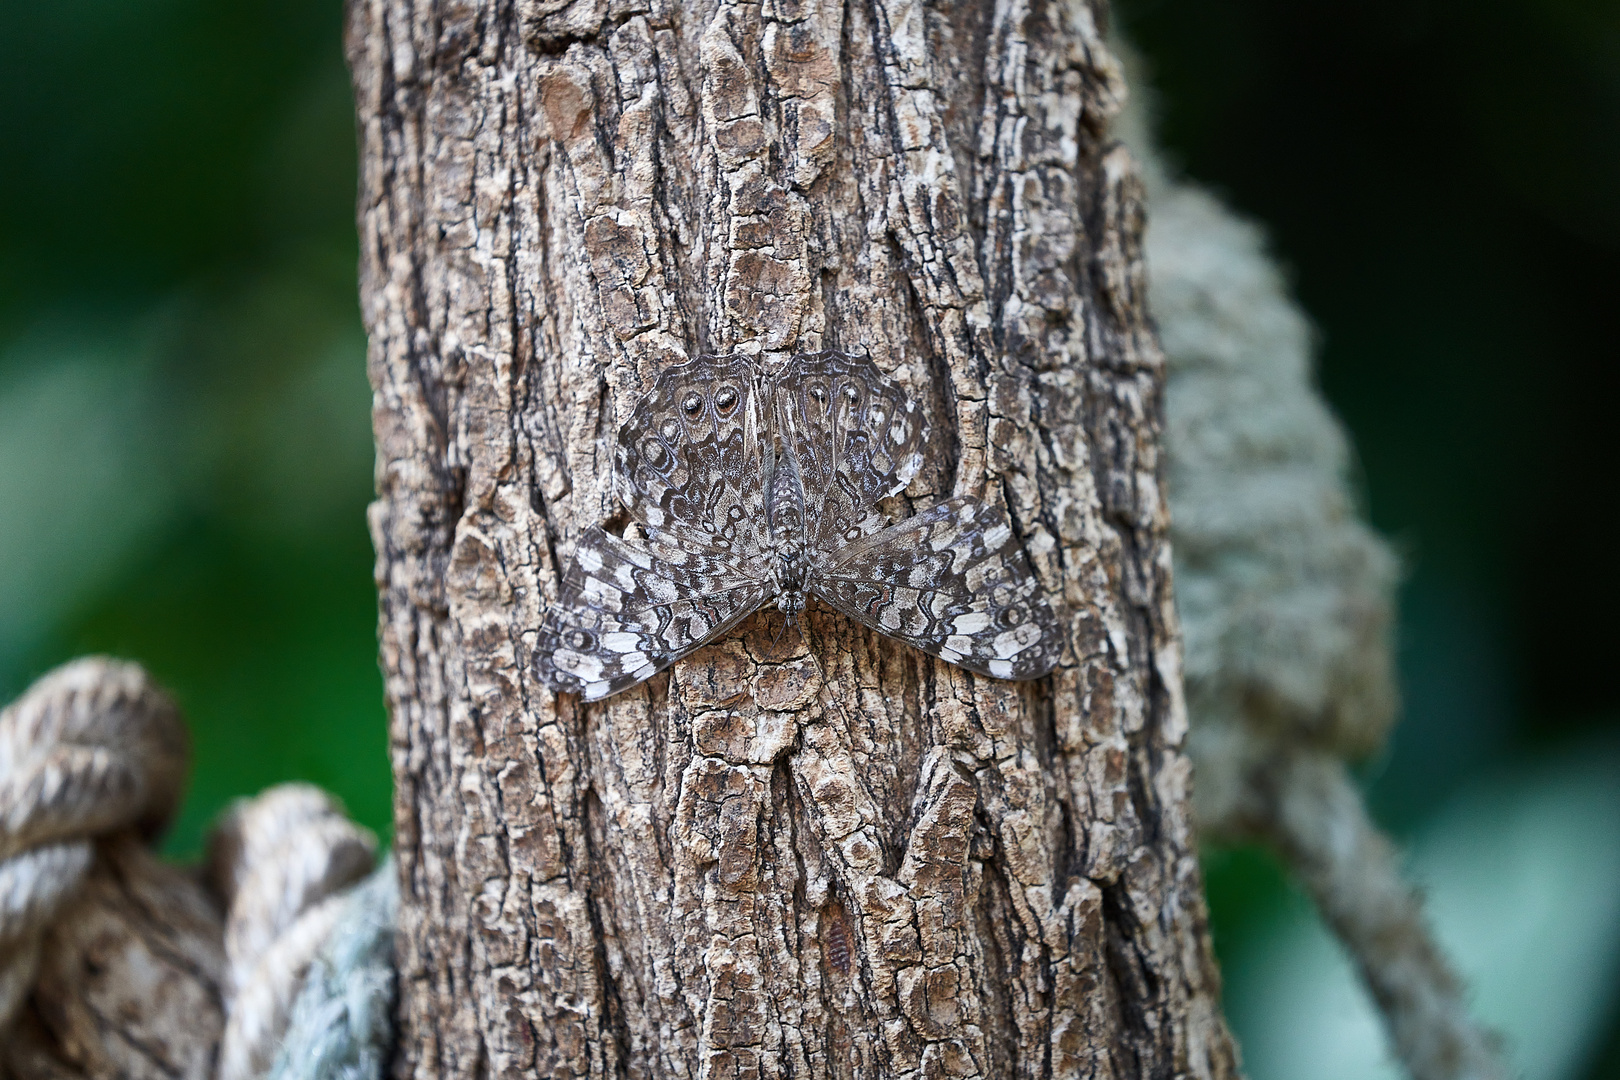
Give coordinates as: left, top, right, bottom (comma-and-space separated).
348, 0, 1236, 1075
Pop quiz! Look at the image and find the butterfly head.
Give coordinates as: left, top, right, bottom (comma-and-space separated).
776, 584, 806, 620
772, 571, 807, 650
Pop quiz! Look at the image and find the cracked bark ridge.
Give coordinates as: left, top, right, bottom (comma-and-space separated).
349, 0, 1237, 1076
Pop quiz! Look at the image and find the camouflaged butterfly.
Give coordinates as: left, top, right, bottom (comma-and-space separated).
534, 351, 1062, 701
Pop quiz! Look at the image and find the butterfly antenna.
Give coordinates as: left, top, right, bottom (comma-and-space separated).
794, 608, 857, 734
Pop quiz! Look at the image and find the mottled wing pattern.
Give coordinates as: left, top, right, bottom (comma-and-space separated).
616, 353, 771, 564
771, 352, 927, 553
810, 496, 1062, 679
534, 526, 769, 700
537, 348, 1061, 701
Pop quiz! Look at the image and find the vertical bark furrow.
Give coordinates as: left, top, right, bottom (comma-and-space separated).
350, 0, 1237, 1075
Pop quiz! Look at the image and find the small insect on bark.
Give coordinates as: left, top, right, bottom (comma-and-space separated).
533, 351, 1062, 700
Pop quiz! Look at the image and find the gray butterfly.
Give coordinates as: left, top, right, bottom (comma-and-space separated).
533, 351, 1062, 701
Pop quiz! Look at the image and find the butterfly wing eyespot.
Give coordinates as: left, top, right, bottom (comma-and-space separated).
994, 604, 1024, 630
715, 385, 739, 415
681, 391, 704, 416
640, 437, 669, 469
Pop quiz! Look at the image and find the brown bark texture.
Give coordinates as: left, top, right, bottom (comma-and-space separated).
348, 0, 1236, 1075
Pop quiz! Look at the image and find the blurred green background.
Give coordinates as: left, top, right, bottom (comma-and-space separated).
0, 3, 384, 851
0, 2, 1615, 1078
1118, 2, 1620, 1078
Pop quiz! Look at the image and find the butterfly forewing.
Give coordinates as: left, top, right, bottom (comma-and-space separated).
534, 526, 769, 700
771, 352, 927, 553
810, 496, 1062, 679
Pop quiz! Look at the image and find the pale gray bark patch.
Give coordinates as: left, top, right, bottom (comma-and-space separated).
348, 0, 1237, 1075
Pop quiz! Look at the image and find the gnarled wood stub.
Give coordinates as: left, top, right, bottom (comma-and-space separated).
348, 0, 1236, 1074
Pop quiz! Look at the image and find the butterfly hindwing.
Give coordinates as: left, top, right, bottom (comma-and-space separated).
534, 526, 769, 700
615, 354, 771, 561
771, 351, 927, 553
810, 496, 1062, 680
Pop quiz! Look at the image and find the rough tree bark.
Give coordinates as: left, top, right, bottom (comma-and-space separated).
348, 0, 1237, 1075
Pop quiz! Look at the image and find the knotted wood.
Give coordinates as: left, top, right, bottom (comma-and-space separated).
348, 0, 1236, 1075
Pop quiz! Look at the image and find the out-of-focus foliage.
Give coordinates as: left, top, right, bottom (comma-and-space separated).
1, 0, 1616, 1074
1117, 1, 1620, 1077
0, 0, 385, 856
